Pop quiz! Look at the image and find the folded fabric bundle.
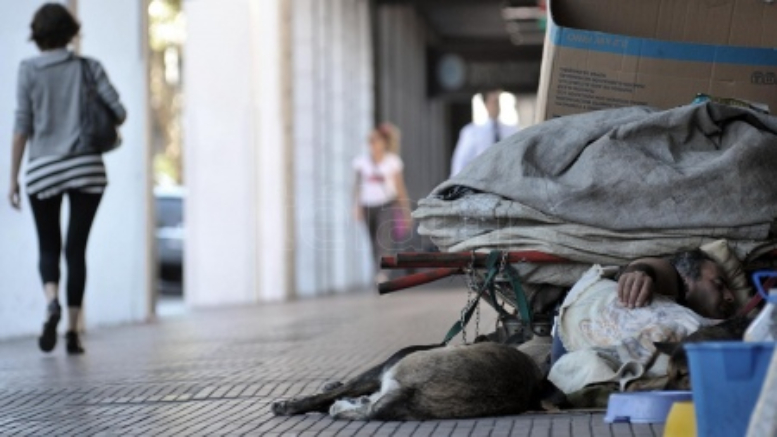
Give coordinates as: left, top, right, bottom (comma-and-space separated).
413, 103, 777, 291
419, 102, 777, 233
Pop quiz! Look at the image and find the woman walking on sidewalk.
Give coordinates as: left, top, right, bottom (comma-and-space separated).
352, 123, 412, 283
7, 4, 126, 354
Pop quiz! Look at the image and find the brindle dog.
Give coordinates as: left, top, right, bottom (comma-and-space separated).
271, 341, 553, 420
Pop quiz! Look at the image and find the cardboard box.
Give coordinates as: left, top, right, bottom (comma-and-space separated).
536, 0, 777, 121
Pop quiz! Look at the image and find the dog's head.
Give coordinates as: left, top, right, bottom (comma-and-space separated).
654, 341, 691, 390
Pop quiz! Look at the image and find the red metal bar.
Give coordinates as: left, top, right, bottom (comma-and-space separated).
504, 251, 573, 264
381, 251, 572, 269
378, 249, 777, 294
380, 256, 398, 269
385, 248, 777, 270
378, 268, 461, 295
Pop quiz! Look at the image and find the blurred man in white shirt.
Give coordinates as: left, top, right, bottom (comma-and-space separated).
450, 90, 519, 177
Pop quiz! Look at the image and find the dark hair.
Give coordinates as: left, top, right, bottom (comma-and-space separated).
30, 3, 80, 50
669, 249, 714, 282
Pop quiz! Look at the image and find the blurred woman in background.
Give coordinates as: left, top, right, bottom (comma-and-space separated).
352, 123, 412, 283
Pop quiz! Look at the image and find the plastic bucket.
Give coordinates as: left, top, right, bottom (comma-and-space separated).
604, 391, 692, 424
685, 342, 775, 437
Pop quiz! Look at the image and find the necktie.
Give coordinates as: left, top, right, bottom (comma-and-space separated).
493, 120, 501, 144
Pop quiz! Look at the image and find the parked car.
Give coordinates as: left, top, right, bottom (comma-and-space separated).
155, 185, 184, 294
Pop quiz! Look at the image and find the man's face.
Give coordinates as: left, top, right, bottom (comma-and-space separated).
685, 260, 736, 319
484, 91, 501, 119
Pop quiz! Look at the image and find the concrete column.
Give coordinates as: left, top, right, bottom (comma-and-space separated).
250, 0, 294, 302
291, 0, 374, 297
183, 0, 291, 306
184, 0, 378, 305
77, 0, 153, 326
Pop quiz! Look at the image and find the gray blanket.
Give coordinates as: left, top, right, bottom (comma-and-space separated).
414, 103, 777, 281
427, 103, 777, 232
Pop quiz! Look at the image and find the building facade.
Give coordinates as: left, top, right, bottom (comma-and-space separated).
0, 0, 535, 338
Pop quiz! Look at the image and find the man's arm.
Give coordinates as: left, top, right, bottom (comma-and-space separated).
617, 257, 682, 308
450, 126, 475, 177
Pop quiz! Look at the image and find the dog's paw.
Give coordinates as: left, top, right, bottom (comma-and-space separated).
330, 397, 370, 420
271, 399, 293, 416
322, 381, 343, 392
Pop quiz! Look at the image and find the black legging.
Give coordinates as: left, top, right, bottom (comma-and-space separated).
28, 190, 103, 308
362, 201, 395, 271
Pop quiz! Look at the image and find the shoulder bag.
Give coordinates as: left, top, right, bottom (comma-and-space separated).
79, 57, 120, 153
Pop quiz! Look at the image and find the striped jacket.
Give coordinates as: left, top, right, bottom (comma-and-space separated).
14, 49, 126, 199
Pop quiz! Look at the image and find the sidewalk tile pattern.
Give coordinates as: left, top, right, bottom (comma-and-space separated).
0, 287, 663, 436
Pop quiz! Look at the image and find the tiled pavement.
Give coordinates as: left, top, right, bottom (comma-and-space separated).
0, 287, 664, 436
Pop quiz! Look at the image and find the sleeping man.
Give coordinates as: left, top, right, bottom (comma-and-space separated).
615, 249, 736, 320
548, 249, 737, 397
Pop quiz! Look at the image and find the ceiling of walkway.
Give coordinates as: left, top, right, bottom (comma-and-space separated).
379, 0, 546, 96
380, 0, 546, 49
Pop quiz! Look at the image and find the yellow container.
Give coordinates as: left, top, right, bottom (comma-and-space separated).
663, 401, 696, 437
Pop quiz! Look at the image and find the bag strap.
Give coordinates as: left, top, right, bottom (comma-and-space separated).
441, 250, 533, 344
442, 294, 479, 345
504, 262, 532, 326
483, 251, 532, 326
78, 57, 119, 125
78, 57, 98, 90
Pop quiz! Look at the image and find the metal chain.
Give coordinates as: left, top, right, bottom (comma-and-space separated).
460, 251, 483, 344
497, 250, 512, 314
460, 274, 472, 345
474, 286, 481, 340
472, 252, 482, 341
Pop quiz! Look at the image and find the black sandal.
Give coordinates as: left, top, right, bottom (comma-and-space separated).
65, 331, 85, 355
38, 299, 61, 352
